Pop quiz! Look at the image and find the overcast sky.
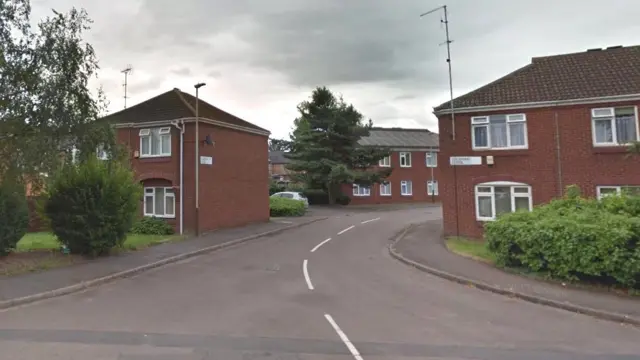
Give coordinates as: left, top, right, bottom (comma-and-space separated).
32, 0, 640, 139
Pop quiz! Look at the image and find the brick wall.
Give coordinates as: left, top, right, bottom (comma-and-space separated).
438, 101, 640, 238
345, 150, 441, 205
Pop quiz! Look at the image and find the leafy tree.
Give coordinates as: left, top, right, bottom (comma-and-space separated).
286, 87, 391, 203
0, 0, 110, 189
628, 141, 640, 156
268, 138, 292, 152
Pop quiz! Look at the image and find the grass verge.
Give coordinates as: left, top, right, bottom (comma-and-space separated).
1, 233, 185, 277
445, 236, 495, 264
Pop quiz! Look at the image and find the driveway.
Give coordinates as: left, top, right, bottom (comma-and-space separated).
0, 206, 639, 359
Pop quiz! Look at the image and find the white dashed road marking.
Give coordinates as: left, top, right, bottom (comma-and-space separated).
337, 225, 355, 235
361, 217, 380, 224
311, 238, 332, 253
324, 314, 364, 360
303, 259, 314, 290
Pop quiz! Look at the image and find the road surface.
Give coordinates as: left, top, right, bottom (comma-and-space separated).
0, 207, 639, 359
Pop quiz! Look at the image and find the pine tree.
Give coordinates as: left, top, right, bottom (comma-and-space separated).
287, 87, 391, 203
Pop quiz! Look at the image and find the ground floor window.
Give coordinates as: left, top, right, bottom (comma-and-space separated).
144, 187, 175, 218
353, 184, 371, 196
597, 185, 640, 199
475, 182, 531, 221
427, 181, 438, 196
400, 180, 412, 196
380, 182, 391, 196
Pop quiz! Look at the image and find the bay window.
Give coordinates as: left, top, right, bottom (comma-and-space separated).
471, 114, 527, 150
475, 182, 531, 221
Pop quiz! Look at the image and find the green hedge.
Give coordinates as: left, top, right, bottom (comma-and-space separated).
302, 189, 329, 205
0, 180, 29, 256
130, 216, 175, 235
485, 191, 640, 289
44, 157, 142, 257
269, 197, 306, 217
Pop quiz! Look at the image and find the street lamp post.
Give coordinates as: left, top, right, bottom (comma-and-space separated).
194, 82, 206, 236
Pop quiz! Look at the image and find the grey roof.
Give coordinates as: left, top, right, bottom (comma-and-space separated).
358, 128, 439, 148
269, 150, 290, 164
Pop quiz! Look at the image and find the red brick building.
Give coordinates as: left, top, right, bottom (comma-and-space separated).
344, 127, 440, 205
102, 88, 271, 235
435, 45, 640, 238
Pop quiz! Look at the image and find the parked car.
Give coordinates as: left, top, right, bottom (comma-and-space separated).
270, 191, 309, 208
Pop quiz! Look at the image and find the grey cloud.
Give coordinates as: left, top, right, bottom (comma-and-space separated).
170, 67, 192, 76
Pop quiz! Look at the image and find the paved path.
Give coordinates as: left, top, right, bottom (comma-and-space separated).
0, 216, 323, 302
394, 220, 640, 322
1, 207, 639, 359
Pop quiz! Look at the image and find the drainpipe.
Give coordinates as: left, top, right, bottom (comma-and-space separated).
554, 110, 563, 197
171, 120, 186, 235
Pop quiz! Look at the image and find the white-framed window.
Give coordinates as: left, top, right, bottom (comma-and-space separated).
140, 127, 171, 157
96, 145, 109, 160
471, 114, 528, 150
379, 156, 391, 167
425, 151, 437, 167
400, 180, 412, 196
380, 182, 391, 196
427, 181, 438, 196
144, 187, 175, 218
475, 181, 532, 221
596, 185, 640, 199
352, 184, 371, 197
399, 152, 412, 167
591, 107, 639, 146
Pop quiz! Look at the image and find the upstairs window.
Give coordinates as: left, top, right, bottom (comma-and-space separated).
379, 156, 391, 167
425, 151, 437, 167
471, 114, 527, 150
140, 127, 171, 157
399, 152, 412, 167
591, 107, 639, 146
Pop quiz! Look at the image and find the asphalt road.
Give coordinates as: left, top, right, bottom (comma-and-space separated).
1, 207, 639, 360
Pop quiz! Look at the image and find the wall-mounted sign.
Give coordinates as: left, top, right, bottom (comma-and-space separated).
449, 156, 482, 166
200, 156, 213, 165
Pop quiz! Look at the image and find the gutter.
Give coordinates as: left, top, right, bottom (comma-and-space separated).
170, 119, 186, 235
433, 93, 640, 116
114, 117, 271, 137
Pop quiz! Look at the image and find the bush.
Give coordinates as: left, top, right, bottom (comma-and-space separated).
335, 193, 351, 205
303, 189, 329, 205
0, 180, 29, 256
130, 216, 174, 235
269, 181, 286, 195
485, 189, 640, 289
44, 157, 142, 257
269, 197, 306, 217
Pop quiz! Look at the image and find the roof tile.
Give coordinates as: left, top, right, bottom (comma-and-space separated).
435, 45, 640, 111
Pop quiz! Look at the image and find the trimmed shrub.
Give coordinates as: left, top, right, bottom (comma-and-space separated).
0, 180, 29, 256
485, 190, 640, 289
270, 197, 306, 217
303, 189, 329, 205
44, 157, 142, 257
130, 216, 174, 235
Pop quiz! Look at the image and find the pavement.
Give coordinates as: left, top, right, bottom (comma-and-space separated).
0, 215, 325, 304
0, 206, 639, 359
392, 220, 640, 325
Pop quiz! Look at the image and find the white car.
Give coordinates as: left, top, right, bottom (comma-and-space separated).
271, 191, 309, 208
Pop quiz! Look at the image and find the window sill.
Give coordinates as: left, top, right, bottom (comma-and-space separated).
592, 146, 629, 154
138, 156, 172, 163
352, 195, 371, 197
401, 194, 413, 197
472, 149, 529, 157
380, 194, 392, 197
399, 166, 412, 168
144, 215, 175, 219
